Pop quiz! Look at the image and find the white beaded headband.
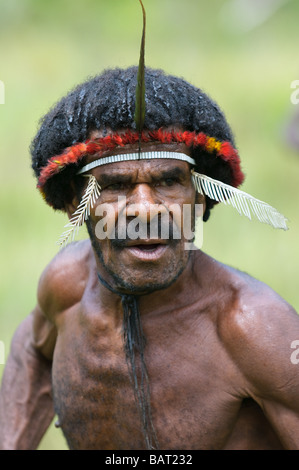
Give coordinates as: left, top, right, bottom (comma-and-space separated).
77, 151, 196, 174
57, 150, 288, 246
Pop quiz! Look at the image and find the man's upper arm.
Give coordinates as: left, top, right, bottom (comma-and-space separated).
32, 305, 57, 361
222, 287, 299, 449
32, 254, 62, 360
33, 240, 90, 358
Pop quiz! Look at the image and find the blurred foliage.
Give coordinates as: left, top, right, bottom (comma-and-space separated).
0, 0, 298, 450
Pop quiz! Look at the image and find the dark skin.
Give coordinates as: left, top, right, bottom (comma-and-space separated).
1, 135, 299, 450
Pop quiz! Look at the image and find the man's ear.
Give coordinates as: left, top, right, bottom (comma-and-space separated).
64, 181, 80, 219
195, 192, 206, 218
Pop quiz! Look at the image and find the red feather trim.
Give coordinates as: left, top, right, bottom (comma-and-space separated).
37, 129, 244, 189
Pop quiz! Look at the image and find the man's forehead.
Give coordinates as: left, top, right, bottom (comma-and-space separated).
91, 157, 191, 178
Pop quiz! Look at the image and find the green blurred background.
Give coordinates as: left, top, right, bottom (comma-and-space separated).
0, 0, 298, 450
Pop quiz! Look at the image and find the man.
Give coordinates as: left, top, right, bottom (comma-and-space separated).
0, 67, 299, 450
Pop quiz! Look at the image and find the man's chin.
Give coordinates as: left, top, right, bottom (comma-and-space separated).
105, 267, 185, 296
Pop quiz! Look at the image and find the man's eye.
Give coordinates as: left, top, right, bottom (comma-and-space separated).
160, 178, 177, 187
106, 183, 126, 191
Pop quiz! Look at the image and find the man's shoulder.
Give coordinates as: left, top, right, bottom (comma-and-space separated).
214, 261, 299, 374
217, 262, 298, 335
37, 239, 93, 319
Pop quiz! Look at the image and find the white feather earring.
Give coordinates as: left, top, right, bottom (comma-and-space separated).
57, 175, 101, 247
191, 169, 288, 230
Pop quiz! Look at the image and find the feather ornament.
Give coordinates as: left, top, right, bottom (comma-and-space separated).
134, 0, 146, 137
191, 169, 288, 230
57, 175, 101, 246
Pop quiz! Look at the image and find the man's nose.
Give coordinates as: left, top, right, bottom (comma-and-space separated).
125, 184, 167, 222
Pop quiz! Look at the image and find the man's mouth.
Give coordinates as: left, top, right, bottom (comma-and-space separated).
134, 244, 161, 251
123, 240, 169, 261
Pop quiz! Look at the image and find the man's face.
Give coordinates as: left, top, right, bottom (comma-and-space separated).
79, 137, 201, 294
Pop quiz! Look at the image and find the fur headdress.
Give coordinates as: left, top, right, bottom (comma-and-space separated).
35, 1, 287, 243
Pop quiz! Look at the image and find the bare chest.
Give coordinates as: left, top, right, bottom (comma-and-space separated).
51, 309, 244, 450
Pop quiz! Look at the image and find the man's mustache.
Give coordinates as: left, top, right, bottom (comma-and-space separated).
110, 216, 180, 248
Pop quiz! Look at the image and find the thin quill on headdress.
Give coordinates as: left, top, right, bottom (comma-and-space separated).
57, 175, 101, 246
191, 170, 288, 230
134, 0, 146, 141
